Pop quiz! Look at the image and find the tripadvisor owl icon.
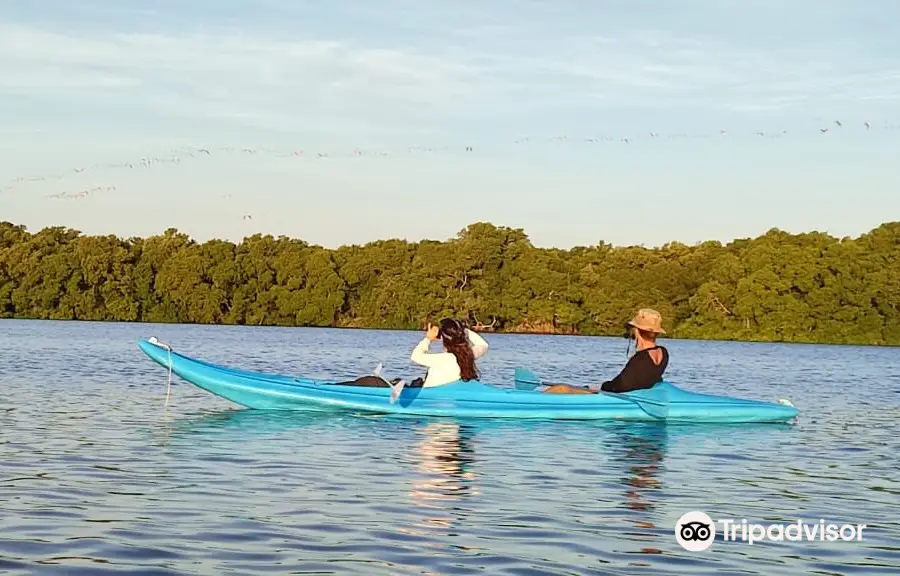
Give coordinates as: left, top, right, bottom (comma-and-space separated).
675, 511, 716, 551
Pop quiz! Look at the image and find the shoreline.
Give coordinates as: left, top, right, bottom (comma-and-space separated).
1, 219, 897, 349
1, 316, 896, 348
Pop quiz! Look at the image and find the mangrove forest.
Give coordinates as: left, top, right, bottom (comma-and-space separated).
0, 220, 897, 345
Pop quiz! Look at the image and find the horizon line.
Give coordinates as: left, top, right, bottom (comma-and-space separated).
2, 218, 897, 252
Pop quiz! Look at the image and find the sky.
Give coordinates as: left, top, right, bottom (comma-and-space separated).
1, 0, 899, 249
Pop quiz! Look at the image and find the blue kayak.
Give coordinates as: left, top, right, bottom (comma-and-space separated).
137, 338, 799, 423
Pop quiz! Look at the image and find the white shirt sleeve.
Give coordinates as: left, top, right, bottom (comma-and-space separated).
465, 329, 489, 359
410, 337, 441, 367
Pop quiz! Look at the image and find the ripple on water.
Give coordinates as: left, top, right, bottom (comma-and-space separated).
1, 321, 899, 574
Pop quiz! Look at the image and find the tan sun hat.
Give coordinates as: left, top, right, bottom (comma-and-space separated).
626, 308, 666, 334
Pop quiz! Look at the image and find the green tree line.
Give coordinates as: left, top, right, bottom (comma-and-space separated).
0, 220, 897, 345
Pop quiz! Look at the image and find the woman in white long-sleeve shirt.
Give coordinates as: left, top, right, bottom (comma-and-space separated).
409, 318, 489, 387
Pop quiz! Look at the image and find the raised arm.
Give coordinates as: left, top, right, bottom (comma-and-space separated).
465, 328, 489, 359
410, 337, 441, 368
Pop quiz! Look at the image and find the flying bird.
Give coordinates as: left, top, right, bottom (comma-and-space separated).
11, 120, 900, 201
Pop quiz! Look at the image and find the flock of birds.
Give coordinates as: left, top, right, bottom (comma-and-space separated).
2, 118, 897, 217
44, 186, 118, 201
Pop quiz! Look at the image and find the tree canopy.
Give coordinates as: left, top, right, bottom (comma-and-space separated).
1, 220, 897, 345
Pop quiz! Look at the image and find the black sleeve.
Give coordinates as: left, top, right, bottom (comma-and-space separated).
600, 349, 666, 393
599, 354, 641, 393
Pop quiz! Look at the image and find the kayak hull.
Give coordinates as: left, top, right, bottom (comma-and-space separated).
137, 338, 799, 423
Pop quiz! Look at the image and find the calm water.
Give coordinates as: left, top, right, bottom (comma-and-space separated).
1, 319, 899, 575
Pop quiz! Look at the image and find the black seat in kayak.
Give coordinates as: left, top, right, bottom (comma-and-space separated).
336, 376, 424, 388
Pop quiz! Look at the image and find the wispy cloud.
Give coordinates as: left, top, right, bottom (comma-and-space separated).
0, 21, 485, 135
1, 0, 899, 137
2, 1, 900, 250
487, 28, 900, 116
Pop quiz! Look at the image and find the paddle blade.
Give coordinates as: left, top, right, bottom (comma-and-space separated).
514, 367, 542, 390
389, 379, 406, 404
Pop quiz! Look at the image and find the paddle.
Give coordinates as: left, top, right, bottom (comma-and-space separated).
513, 367, 669, 420
513, 367, 544, 390
373, 362, 406, 404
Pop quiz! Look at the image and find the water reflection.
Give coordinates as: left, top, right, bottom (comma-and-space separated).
406, 421, 478, 534
617, 424, 667, 512
610, 423, 669, 557
409, 422, 477, 500
154, 408, 358, 442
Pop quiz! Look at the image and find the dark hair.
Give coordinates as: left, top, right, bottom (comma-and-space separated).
439, 318, 479, 381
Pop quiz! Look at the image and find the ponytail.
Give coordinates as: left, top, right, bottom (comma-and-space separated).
438, 318, 480, 381
445, 340, 479, 381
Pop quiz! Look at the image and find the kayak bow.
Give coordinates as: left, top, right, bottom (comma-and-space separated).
137, 338, 799, 423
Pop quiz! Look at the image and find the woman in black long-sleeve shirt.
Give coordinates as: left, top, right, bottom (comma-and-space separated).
544, 308, 669, 394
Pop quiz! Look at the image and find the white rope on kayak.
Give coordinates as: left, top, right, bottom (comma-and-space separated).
148, 337, 174, 407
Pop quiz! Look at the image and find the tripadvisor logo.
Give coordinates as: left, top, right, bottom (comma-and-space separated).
675, 511, 716, 551
674, 511, 867, 551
